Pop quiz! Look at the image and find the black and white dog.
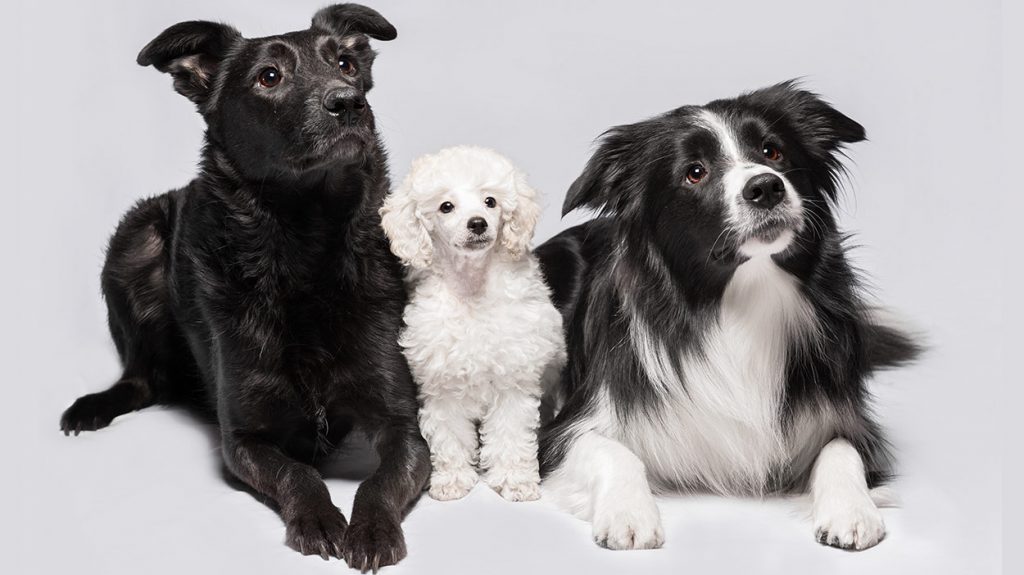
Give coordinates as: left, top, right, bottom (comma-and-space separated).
536, 82, 920, 551
59, 5, 429, 571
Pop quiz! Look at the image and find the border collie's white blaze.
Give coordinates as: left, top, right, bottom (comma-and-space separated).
537, 81, 920, 552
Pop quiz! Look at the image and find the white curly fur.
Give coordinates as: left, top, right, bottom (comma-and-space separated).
381, 146, 565, 501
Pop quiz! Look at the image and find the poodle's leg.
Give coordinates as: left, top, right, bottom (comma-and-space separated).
544, 431, 664, 549
810, 438, 886, 550
419, 394, 479, 500
479, 389, 541, 501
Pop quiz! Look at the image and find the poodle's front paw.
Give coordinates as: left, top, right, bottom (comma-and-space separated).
493, 479, 540, 502
813, 491, 886, 550
428, 468, 477, 501
592, 490, 664, 550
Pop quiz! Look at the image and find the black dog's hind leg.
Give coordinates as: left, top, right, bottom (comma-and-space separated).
61, 194, 191, 435
343, 422, 431, 572
222, 430, 349, 561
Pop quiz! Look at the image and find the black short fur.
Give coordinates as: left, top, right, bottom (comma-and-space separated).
536, 81, 921, 492
59, 5, 429, 571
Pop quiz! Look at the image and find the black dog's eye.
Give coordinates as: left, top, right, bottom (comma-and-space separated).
338, 56, 357, 76
762, 143, 783, 161
685, 164, 707, 184
484, 197, 497, 208
257, 67, 282, 88
439, 202, 454, 214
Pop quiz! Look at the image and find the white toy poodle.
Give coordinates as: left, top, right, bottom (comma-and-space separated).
380, 146, 565, 502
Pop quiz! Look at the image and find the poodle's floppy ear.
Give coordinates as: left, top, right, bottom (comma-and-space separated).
380, 180, 433, 269
137, 21, 241, 105
311, 4, 397, 41
500, 168, 541, 260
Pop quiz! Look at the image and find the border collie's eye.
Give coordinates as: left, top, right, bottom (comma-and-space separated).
685, 164, 707, 184
763, 143, 783, 161
338, 56, 357, 76
484, 197, 497, 208
257, 67, 282, 88
439, 202, 454, 214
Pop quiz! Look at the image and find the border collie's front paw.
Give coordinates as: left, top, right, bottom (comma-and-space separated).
428, 468, 476, 501
592, 493, 664, 550
285, 504, 347, 560
813, 492, 886, 550
343, 518, 406, 573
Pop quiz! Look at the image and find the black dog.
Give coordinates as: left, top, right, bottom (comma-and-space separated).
59, 5, 429, 571
536, 82, 920, 551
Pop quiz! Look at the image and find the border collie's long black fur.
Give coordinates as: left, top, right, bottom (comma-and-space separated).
536, 81, 920, 551
58, 5, 429, 571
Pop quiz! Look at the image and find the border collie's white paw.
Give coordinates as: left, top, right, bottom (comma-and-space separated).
428, 468, 477, 501
813, 492, 886, 550
493, 479, 540, 502
592, 494, 665, 550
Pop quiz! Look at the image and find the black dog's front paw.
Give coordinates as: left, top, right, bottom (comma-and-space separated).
60, 395, 117, 436
285, 504, 348, 560
342, 518, 406, 573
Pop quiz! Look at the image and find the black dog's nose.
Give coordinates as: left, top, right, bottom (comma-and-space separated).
742, 173, 786, 209
323, 88, 366, 125
467, 217, 488, 235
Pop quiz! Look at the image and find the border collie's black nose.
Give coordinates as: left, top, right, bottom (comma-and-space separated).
323, 89, 366, 125
467, 217, 488, 235
742, 173, 786, 209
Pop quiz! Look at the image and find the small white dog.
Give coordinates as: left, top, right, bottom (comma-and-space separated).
381, 146, 565, 502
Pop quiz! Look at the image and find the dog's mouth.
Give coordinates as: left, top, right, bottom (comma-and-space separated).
288, 128, 372, 170
712, 212, 804, 261
459, 236, 495, 250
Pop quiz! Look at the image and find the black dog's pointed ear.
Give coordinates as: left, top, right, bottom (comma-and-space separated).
312, 4, 397, 41
563, 125, 641, 216
137, 21, 241, 105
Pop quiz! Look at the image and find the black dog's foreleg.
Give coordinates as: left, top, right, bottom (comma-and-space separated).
343, 423, 430, 572
222, 430, 348, 560
60, 377, 155, 435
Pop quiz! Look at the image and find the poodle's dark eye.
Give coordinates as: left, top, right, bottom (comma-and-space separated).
484, 197, 497, 208
257, 67, 282, 88
685, 163, 707, 184
762, 143, 783, 161
338, 56, 357, 76
439, 202, 454, 214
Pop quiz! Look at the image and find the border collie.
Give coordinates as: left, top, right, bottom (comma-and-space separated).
536, 81, 920, 551
58, 5, 430, 571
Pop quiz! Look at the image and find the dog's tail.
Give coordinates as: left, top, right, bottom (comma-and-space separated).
862, 308, 924, 373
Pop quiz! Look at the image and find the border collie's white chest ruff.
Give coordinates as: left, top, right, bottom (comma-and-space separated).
619, 255, 816, 494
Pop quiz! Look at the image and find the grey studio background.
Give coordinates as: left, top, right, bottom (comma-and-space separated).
0, 0, 1012, 574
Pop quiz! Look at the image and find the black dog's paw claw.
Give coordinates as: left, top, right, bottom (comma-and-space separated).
60, 396, 116, 436
342, 519, 406, 573
285, 505, 348, 560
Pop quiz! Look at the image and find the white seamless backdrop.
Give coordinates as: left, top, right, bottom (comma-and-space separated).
0, 1, 1009, 574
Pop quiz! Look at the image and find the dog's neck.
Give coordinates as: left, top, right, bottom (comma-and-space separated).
434, 247, 495, 300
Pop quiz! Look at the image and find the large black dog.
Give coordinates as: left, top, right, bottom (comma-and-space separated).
536, 82, 919, 551
59, 5, 429, 571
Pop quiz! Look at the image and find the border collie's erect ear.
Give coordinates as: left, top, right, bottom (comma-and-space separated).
312, 4, 397, 41
762, 80, 867, 151
137, 21, 241, 105
562, 123, 646, 216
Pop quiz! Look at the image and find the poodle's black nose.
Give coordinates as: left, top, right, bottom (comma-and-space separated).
467, 217, 488, 235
